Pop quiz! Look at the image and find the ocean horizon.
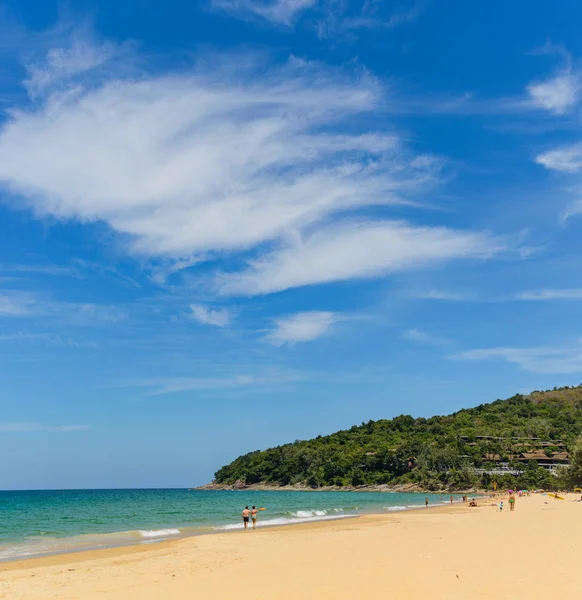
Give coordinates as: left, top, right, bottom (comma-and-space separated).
0, 488, 465, 562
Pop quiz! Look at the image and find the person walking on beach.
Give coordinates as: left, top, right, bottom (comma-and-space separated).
425, 497, 429, 508
251, 506, 258, 529
499, 501, 503, 512
242, 506, 250, 530
509, 494, 515, 512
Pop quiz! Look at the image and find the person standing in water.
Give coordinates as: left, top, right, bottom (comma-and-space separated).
425, 497, 429, 508
251, 506, 258, 529
242, 506, 250, 530
450, 495, 454, 505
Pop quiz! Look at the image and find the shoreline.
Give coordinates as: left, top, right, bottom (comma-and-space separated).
5, 493, 578, 599
0, 497, 478, 572
194, 481, 485, 493
0, 494, 478, 567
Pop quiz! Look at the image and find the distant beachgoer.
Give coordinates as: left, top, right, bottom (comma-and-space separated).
499, 501, 503, 512
251, 505, 258, 529
242, 506, 250, 529
425, 497, 429, 508
509, 494, 515, 512
450, 495, 454, 505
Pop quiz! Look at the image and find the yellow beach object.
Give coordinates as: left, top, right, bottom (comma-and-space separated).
548, 493, 565, 500
574, 487, 582, 492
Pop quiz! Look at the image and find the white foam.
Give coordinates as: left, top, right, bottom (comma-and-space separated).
291, 509, 328, 518
213, 514, 354, 531
138, 529, 181, 539
385, 505, 407, 511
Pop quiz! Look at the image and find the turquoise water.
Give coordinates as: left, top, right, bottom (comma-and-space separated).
0, 489, 463, 561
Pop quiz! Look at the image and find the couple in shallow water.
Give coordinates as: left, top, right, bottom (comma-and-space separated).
241, 506, 259, 530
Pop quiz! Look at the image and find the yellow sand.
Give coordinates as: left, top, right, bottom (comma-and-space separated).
1, 493, 581, 600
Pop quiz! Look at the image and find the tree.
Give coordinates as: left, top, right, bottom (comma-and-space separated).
565, 435, 582, 488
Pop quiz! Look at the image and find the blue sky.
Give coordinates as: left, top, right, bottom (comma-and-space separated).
3, 0, 582, 489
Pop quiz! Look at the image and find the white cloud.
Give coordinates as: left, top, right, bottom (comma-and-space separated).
402, 328, 449, 346
0, 422, 89, 432
210, 0, 317, 25
517, 288, 582, 300
535, 143, 582, 173
219, 220, 505, 296
266, 311, 338, 345
527, 71, 582, 114
452, 344, 582, 374
0, 38, 511, 298
189, 303, 231, 327
0, 49, 451, 267
0, 291, 37, 316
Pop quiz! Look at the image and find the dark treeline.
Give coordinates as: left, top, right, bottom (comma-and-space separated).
214, 386, 582, 491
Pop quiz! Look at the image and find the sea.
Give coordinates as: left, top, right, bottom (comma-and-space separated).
0, 489, 464, 562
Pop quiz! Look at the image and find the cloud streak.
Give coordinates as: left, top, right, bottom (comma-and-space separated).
210, 0, 316, 25
516, 288, 582, 301
0, 422, 89, 432
452, 343, 582, 374
126, 371, 302, 395
0, 289, 125, 324
219, 220, 505, 296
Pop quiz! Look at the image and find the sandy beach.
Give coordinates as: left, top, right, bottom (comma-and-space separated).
1, 493, 580, 600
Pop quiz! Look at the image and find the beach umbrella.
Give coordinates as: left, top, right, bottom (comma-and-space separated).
575, 487, 582, 492
507, 490, 514, 493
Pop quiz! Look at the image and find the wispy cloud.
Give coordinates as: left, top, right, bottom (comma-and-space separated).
452, 343, 582, 374
125, 371, 302, 395
317, 1, 424, 39
0, 36, 511, 297
189, 303, 232, 327
266, 311, 339, 345
414, 289, 474, 301
526, 45, 582, 115
535, 143, 582, 173
527, 72, 582, 115
0, 289, 126, 324
210, 0, 317, 25
0, 422, 89, 432
385, 3, 424, 28
22, 21, 135, 99
0, 46, 449, 263
0, 263, 79, 277
516, 288, 582, 301
219, 221, 506, 296
0, 332, 96, 348
402, 328, 450, 346
0, 291, 38, 316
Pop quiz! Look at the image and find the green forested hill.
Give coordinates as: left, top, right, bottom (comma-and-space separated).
213, 387, 582, 491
